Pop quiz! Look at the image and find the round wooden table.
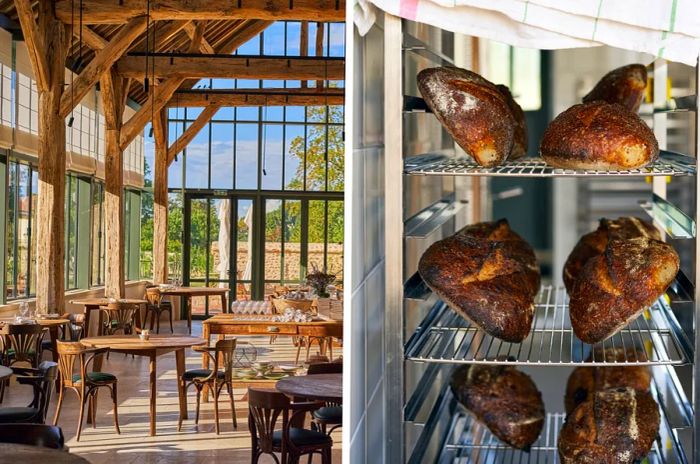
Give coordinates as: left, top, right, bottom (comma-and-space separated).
0, 365, 12, 381
80, 334, 206, 436
276, 373, 342, 403
0, 443, 89, 463
70, 298, 148, 337
157, 287, 229, 334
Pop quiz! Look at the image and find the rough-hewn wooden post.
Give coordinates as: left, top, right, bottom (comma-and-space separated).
14, 0, 68, 314
101, 69, 126, 297
152, 108, 169, 283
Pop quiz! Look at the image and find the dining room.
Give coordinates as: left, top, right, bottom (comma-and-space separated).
0, 1, 345, 462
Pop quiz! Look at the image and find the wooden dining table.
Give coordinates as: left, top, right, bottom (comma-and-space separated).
157, 287, 229, 334
81, 334, 206, 436
276, 373, 343, 403
0, 443, 90, 463
0, 365, 12, 381
70, 298, 148, 337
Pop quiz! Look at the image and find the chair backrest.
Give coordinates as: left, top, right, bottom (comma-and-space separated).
0, 424, 64, 449
3, 323, 44, 366
56, 341, 88, 388
14, 361, 58, 423
101, 303, 140, 333
214, 338, 236, 382
247, 388, 290, 454
145, 286, 163, 306
307, 361, 343, 375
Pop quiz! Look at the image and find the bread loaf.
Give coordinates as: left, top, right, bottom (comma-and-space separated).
565, 347, 651, 415
540, 101, 659, 170
418, 219, 540, 342
582, 64, 648, 113
417, 67, 515, 167
558, 388, 659, 464
563, 217, 660, 293
496, 84, 528, 159
569, 237, 679, 344
450, 365, 544, 449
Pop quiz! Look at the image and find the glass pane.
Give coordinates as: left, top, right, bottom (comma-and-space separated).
286, 22, 301, 56
208, 198, 223, 280
189, 198, 208, 281
263, 22, 285, 55
329, 23, 345, 57
16, 164, 30, 296
328, 121, 344, 192
264, 199, 282, 282
6, 162, 15, 297
236, 106, 259, 121
91, 183, 104, 287
210, 123, 234, 190
168, 192, 184, 280
305, 124, 327, 191
29, 169, 38, 295
283, 200, 302, 282
235, 123, 259, 190
327, 200, 344, 284
308, 200, 327, 274
185, 123, 210, 189
261, 124, 283, 190
235, 199, 253, 301
284, 124, 304, 190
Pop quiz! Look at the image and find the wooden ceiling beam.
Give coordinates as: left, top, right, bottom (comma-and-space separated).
60, 15, 148, 118
166, 104, 220, 165
129, 19, 190, 53
13, 0, 49, 91
167, 88, 344, 107
76, 25, 109, 50
55, 0, 345, 23
116, 55, 345, 80
184, 22, 214, 54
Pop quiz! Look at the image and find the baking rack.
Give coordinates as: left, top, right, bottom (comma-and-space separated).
405, 285, 691, 366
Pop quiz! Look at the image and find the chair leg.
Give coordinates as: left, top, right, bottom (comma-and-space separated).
227, 382, 237, 428
177, 381, 187, 432
305, 337, 312, 362
111, 383, 120, 434
295, 342, 302, 365
213, 383, 221, 435
149, 311, 155, 331
168, 308, 174, 334
322, 448, 331, 464
90, 392, 97, 428
195, 387, 201, 425
53, 387, 65, 425
76, 394, 87, 441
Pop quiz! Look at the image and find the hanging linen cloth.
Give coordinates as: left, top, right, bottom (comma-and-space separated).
354, 0, 700, 65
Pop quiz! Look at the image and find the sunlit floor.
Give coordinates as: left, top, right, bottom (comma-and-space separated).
2, 320, 342, 463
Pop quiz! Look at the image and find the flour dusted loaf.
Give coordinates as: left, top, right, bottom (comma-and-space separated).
569, 237, 678, 344
563, 217, 660, 293
417, 67, 516, 167
558, 388, 659, 464
564, 347, 651, 415
496, 84, 528, 159
582, 64, 648, 113
450, 365, 544, 449
418, 219, 540, 342
540, 101, 659, 170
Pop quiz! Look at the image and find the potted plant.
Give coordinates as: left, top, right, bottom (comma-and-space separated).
306, 267, 336, 316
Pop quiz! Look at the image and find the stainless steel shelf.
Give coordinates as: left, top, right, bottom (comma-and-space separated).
404, 151, 697, 178
405, 285, 691, 366
404, 197, 467, 239
640, 193, 696, 239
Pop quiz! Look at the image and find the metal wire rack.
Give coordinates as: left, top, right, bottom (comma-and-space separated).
405, 285, 691, 366
404, 151, 696, 178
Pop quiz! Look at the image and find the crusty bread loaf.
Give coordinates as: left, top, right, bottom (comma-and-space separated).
565, 347, 651, 415
540, 101, 659, 170
582, 64, 648, 113
450, 365, 544, 449
418, 219, 540, 342
417, 67, 515, 167
569, 237, 679, 344
563, 217, 660, 293
558, 388, 659, 464
496, 84, 528, 159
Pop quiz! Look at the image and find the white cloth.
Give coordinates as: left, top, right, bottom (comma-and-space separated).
355, 0, 700, 65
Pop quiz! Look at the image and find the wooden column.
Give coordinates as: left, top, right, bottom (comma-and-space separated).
14, 0, 68, 314
100, 70, 127, 298
152, 108, 169, 284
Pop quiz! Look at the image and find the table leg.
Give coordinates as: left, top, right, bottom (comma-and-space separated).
149, 353, 157, 436
49, 325, 61, 392
221, 293, 228, 314
202, 323, 210, 402
187, 297, 192, 334
175, 349, 188, 421
83, 306, 93, 338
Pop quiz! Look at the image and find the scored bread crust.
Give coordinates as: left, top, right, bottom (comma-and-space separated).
418, 219, 540, 343
496, 84, 528, 159
450, 365, 544, 449
558, 388, 659, 464
540, 101, 659, 170
564, 347, 651, 415
569, 237, 679, 344
582, 64, 648, 113
417, 67, 515, 167
563, 217, 660, 293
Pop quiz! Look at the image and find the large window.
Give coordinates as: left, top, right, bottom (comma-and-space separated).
5, 159, 37, 299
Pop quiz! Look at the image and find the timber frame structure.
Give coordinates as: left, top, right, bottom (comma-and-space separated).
0, 0, 345, 312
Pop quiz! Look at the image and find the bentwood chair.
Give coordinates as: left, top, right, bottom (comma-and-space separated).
99, 302, 141, 336
0, 361, 57, 424
0, 323, 45, 403
307, 362, 343, 436
42, 313, 85, 358
54, 341, 120, 441
178, 339, 238, 434
0, 424, 65, 449
144, 285, 174, 334
248, 388, 332, 464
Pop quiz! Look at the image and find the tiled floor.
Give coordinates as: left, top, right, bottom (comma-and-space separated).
2, 320, 342, 463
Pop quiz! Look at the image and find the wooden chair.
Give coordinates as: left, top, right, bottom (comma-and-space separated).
41, 313, 85, 358
307, 362, 343, 435
296, 325, 341, 365
248, 387, 332, 464
145, 285, 174, 334
0, 323, 45, 403
0, 424, 64, 449
99, 302, 141, 336
0, 361, 57, 424
178, 339, 238, 434
54, 341, 120, 441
